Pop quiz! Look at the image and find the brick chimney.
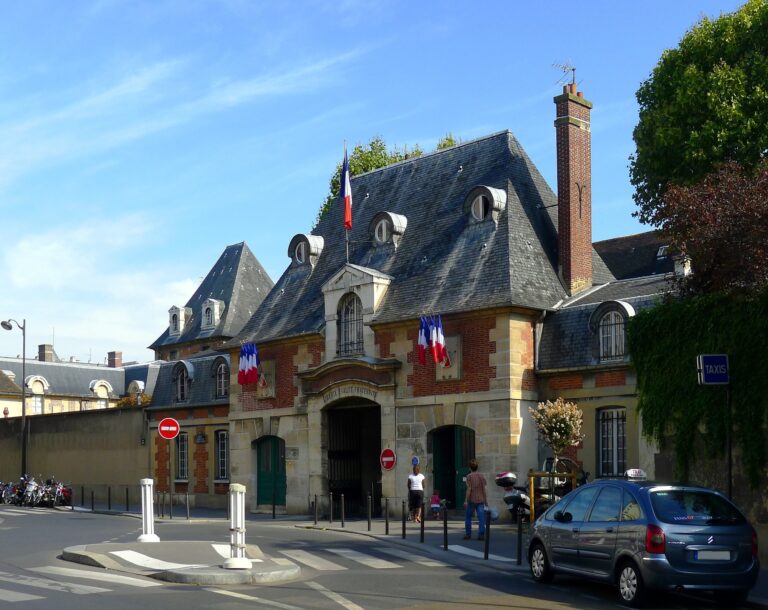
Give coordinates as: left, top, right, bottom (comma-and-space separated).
38, 344, 56, 362
554, 83, 593, 295
108, 351, 123, 368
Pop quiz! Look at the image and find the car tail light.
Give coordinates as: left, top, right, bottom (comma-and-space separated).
645, 524, 666, 554
752, 527, 758, 558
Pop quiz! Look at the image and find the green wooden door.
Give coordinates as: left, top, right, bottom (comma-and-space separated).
454, 426, 475, 505
256, 436, 286, 505
430, 426, 475, 510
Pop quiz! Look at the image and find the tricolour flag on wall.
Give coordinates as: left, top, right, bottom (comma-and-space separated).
238, 343, 261, 385
418, 316, 429, 365
342, 148, 352, 230
435, 315, 450, 368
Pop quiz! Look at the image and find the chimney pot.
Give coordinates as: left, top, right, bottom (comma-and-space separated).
563, 85, 568, 95
577, 91, 583, 98
569, 83, 577, 95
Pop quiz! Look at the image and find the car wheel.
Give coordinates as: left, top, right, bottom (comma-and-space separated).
713, 589, 749, 606
617, 560, 646, 607
529, 543, 553, 583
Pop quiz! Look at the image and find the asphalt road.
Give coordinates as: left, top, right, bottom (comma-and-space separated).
0, 505, 763, 609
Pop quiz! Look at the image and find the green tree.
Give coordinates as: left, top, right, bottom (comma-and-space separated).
316, 136, 423, 225
629, 0, 768, 227
436, 132, 461, 150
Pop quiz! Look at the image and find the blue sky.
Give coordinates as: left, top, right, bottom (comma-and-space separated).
0, 0, 744, 364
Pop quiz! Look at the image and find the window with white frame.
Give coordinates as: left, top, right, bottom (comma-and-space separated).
216, 362, 229, 398
176, 368, 189, 401
337, 293, 364, 356
215, 430, 229, 480
599, 311, 625, 361
176, 432, 188, 480
294, 241, 306, 264
31, 394, 43, 415
374, 218, 392, 244
171, 314, 179, 332
471, 194, 491, 221
205, 307, 213, 326
598, 408, 626, 477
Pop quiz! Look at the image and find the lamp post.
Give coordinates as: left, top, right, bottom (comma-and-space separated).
2, 318, 26, 476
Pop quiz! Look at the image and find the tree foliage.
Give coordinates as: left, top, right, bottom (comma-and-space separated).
628, 289, 768, 486
630, 0, 768, 226
529, 398, 585, 458
436, 132, 461, 150
664, 160, 768, 295
115, 393, 152, 408
316, 136, 423, 225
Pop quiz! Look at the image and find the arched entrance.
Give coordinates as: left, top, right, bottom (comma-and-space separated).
325, 399, 381, 516
254, 436, 286, 506
429, 425, 476, 509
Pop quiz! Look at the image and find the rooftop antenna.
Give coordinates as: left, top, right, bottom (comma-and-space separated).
553, 61, 576, 86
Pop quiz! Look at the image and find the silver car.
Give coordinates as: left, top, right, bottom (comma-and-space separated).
528, 477, 760, 607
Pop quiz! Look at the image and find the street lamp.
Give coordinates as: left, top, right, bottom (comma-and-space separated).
2, 318, 27, 476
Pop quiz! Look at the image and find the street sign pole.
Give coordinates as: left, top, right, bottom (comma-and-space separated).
696, 354, 731, 498
726, 385, 732, 499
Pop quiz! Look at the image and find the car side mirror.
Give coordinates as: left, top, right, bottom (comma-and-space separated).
555, 511, 573, 523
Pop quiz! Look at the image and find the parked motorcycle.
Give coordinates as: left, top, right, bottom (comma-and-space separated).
494, 471, 530, 522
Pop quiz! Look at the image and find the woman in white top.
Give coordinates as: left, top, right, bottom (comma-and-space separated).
407, 465, 426, 523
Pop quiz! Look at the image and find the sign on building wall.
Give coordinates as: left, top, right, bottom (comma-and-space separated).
696, 354, 729, 385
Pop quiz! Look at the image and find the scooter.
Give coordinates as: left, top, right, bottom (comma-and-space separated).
494, 471, 531, 522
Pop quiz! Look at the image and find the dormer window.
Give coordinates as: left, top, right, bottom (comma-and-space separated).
288, 234, 324, 268
471, 194, 491, 221
368, 212, 407, 248
205, 307, 213, 326
201, 298, 224, 331
173, 361, 194, 402
295, 241, 306, 264
172, 314, 179, 332
375, 218, 391, 244
337, 293, 364, 356
589, 301, 635, 363
168, 306, 191, 337
464, 186, 507, 224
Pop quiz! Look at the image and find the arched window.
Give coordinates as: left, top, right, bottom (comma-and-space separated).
598, 408, 626, 477
471, 194, 490, 221
171, 314, 179, 332
216, 362, 229, 398
176, 368, 189, 401
374, 218, 392, 244
294, 241, 306, 264
205, 307, 213, 326
599, 311, 625, 361
337, 293, 364, 356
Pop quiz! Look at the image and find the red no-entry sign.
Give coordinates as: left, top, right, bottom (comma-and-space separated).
380, 448, 397, 471
158, 417, 180, 440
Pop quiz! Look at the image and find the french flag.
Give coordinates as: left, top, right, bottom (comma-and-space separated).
417, 317, 429, 365
238, 343, 261, 385
342, 149, 352, 230
435, 315, 450, 367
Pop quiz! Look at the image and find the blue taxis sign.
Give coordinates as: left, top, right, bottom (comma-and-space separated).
696, 354, 729, 385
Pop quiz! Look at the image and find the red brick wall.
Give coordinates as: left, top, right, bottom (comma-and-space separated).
375, 330, 395, 358
403, 315, 497, 396
193, 427, 209, 493
548, 374, 584, 391
155, 436, 169, 492
595, 370, 627, 387
214, 483, 229, 494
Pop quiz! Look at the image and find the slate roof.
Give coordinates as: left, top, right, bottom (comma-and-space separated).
537, 275, 671, 371
0, 357, 127, 398
594, 231, 674, 280
146, 352, 230, 409
0, 369, 21, 394
235, 131, 621, 345
150, 243, 273, 351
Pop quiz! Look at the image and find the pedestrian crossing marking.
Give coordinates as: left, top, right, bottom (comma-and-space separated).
279, 549, 347, 571
325, 548, 401, 569
377, 547, 449, 567
306, 581, 364, 610
0, 571, 110, 595
447, 544, 513, 562
204, 587, 302, 609
0, 586, 45, 602
109, 550, 203, 570
30, 566, 162, 587
211, 543, 263, 562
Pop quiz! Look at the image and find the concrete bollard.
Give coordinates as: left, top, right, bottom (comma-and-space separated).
138, 478, 160, 542
224, 483, 250, 569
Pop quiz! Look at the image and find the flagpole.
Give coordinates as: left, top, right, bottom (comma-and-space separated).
344, 141, 350, 264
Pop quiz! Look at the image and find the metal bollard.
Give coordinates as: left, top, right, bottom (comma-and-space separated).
125, 487, 129, 512
91, 490, 94, 511
385, 498, 390, 535
483, 510, 491, 560
341, 494, 345, 528
80, 486, 84, 507
137, 478, 159, 542
314, 494, 318, 525
108, 486, 111, 511
329, 492, 334, 524
402, 500, 406, 539
186, 491, 190, 521
169, 492, 173, 520
224, 484, 250, 569
420, 499, 425, 543
443, 503, 448, 550
367, 494, 372, 532
516, 515, 523, 565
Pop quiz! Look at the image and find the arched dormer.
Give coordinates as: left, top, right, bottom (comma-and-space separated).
168, 306, 192, 337
589, 300, 636, 363
201, 298, 225, 331
369, 212, 407, 248
127, 380, 145, 396
464, 185, 507, 224
24, 374, 50, 392
172, 360, 194, 402
288, 234, 324, 268
89, 379, 114, 398
210, 356, 230, 398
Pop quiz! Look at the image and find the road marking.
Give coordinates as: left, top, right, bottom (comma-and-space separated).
0, 509, 51, 516
280, 549, 347, 571
377, 547, 448, 567
325, 548, 400, 569
0, 587, 45, 602
109, 550, 203, 570
30, 566, 162, 587
210, 543, 263, 562
204, 587, 303, 609
306, 581, 364, 610
0, 572, 110, 595
446, 545, 513, 562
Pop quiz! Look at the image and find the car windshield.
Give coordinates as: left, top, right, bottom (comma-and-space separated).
650, 489, 745, 525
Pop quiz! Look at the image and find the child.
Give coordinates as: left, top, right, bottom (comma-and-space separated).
430, 489, 442, 520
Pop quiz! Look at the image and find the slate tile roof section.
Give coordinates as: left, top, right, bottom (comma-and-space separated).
0, 358, 126, 398
234, 131, 616, 345
594, 231, 674, 280
0, 369, 21, 394
150, 243, 273, 351
537, 275, 671, 371
146, 352, 230, 409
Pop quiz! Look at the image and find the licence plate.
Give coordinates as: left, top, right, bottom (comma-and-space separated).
695, 550, 730, 561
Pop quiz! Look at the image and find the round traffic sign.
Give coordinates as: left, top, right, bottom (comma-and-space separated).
380, 448, 397, 471
158, 417, 180, 440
